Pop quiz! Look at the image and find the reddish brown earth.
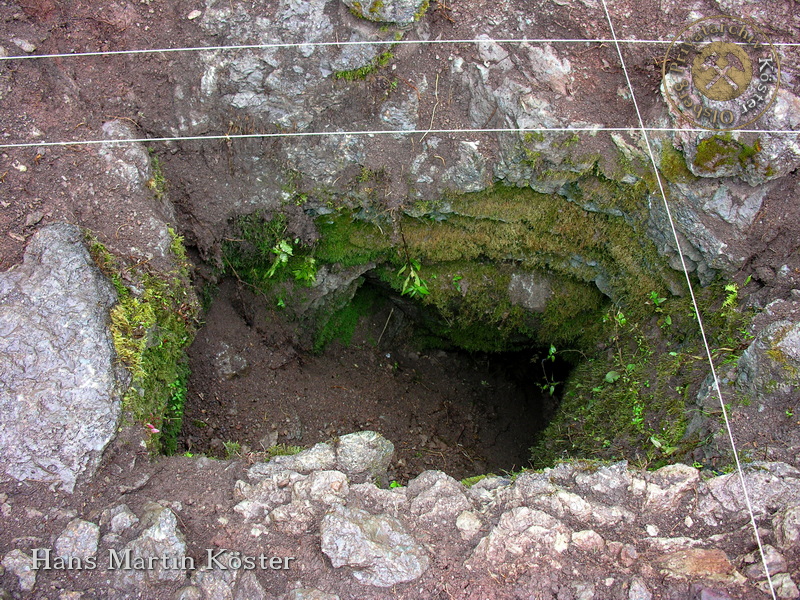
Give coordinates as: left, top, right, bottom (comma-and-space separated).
2, 1, 799, 598
180, 279, 553, 483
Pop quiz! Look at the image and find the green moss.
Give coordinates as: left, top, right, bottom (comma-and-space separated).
146, 149, 167, 201
659, 144, 696, 184
693, 135, 761, 173
530, 280, 759, 469
524, 132, 546, 143
530, 316, 687, 469
89, 233, 198, 455
313, 282, 381, 353
368, 0, 383, 13
264, 443, 305, 458
335, 50, 394, 81
413, 0, 430, 21
461, 474, 494, 487
404, 184, 670, 309
315, 213, 391, 267
307, 176, 675, 353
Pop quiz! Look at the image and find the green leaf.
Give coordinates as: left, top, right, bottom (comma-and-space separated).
605, 371, 620, 383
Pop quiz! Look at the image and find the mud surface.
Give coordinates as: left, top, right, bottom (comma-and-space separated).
180, 279, 555, 482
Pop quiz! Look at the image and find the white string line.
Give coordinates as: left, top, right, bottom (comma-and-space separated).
1, 36, 799, 62
0, 126, 797, 150
599, 1, 778, 598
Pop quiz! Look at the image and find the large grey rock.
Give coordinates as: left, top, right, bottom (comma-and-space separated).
234, 572, 268, 600
186, 551, 268, 600
246, 430, 392, 484
774, 505, 800, 550
508, 272, 553, 313
643, 463, 701, 512
213, 341, 250, 379
571, 529, 605, 553
99, 121, 153, 192
572, 461, 632, 504
55, 519, 100, 561
1, 550, 36, 592
334, 431, 394, 483
406, 471, 472, 530
100, 504, 140, 535
442, 140, 491, 193
320, 505, 429, 587
468, 507, 571, 565
248, 442, 336, 480
737, 321, 800, 398
628, 577, 653, 600
112, 504, 188, 590
292, 470, 349, 505
513, 470, 633, 527
697, 463, 800, 525
674, 98, 800, 186
198, 0, 392, 133
0, 224, 121, 492
647, 191, 740, 286
341, 0, 426, 24
742, 544, 786, 580
766, 573, 800, 600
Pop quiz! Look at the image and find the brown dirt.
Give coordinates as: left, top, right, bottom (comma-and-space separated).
179, 279, 554, 482
1, 0, 799, 598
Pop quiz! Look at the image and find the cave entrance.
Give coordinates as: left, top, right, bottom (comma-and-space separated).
178, 278, 575, 482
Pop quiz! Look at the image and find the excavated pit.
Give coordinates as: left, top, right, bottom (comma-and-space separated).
178, 278, 574, 482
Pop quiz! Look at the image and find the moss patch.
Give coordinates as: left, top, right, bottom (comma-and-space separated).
659, 144, 696, 184
313, 282, 382, 352
530, 283, 757, 469
693, 134, 761, 174
89, 232, 199, 454
334, 50, 395, 81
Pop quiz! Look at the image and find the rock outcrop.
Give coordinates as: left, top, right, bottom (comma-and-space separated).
0, 224, 122, 492
2, 433, 798, 598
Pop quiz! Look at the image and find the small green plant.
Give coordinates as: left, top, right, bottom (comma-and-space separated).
538, 345, 561, 396
266, 238, 295, 278
721, 276, 750, 316
631, 399, 645, 430
389, 480, 402, 488
292, 256, 318, 284
161, 365, 189, 455
452, 274, 463, 293
649, 435, 677, 456
264, 443, 304, 458
649, 290, 672, 328
649, 291, 666, 308
223, 440, 242, 459
398, 258, 430, 298
787, 408, 795, 418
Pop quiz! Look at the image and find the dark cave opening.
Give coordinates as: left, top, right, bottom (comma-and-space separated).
178, 277, 578, 481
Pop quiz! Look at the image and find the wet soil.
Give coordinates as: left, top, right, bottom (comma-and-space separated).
179, 279, 556, 482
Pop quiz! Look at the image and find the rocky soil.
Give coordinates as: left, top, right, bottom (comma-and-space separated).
2, 427, 800, 600
1, 0, 800, 598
